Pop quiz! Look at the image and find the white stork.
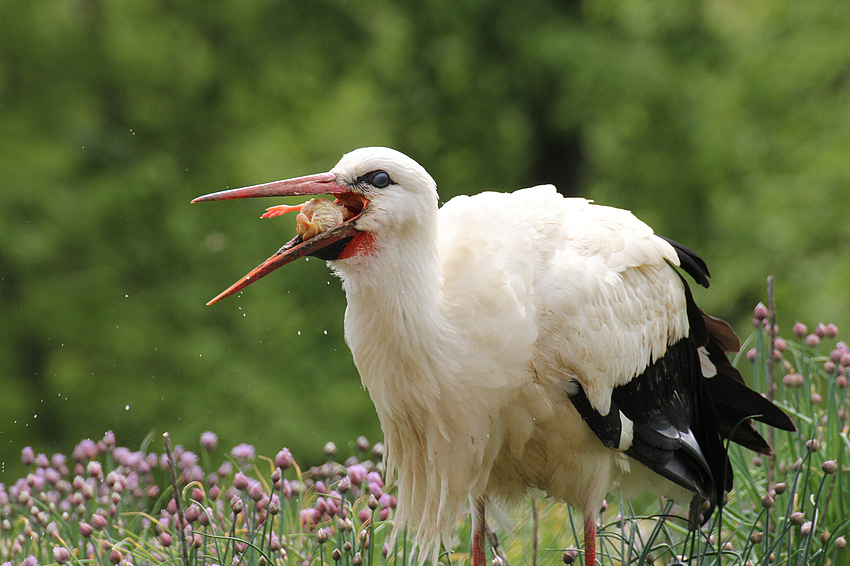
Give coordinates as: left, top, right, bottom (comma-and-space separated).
193, 147, 794, 566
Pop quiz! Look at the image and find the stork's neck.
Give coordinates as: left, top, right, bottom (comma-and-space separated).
333, 219, 456, 402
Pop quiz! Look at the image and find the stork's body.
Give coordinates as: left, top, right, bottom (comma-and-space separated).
193, 148, 795, 566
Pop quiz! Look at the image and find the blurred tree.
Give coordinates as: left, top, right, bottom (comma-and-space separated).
0, 0, 847, 479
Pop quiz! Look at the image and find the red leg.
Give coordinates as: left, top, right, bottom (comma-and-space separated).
472, 499, 486, 566
583, 515, 596, 566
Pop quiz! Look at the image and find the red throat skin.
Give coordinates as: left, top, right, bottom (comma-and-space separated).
338, 232, 377, 259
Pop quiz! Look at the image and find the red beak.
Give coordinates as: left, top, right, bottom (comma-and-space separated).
192, 172, 364, 305
190, 172, 344, 203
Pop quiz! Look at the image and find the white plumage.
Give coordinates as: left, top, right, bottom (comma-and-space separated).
193, 147, 794, 566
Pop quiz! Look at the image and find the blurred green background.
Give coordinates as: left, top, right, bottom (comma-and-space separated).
2, 0, 849, 479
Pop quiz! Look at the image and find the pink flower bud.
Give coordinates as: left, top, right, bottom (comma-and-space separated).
91, 513, 108, 530
806, 334, 821, 348
275, 448, 293, 470
347, 464, 367, 486
248, 481, 265, 502
233, 472, 250, 490
754, 303, 768, 321
54, 546, 71, 564
184, 503, 201, 523
200, 432, 218, 452
79, 522, 93, 537
793, 322, 808, 337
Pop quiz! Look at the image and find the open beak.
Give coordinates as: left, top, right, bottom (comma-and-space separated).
192, 172, 366, 305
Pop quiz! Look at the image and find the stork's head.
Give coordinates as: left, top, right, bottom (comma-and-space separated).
192, 147, 438, 304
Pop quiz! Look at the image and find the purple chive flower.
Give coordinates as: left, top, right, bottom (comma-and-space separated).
91, 513, 108, 530
368, 482, 383, 498
200, 431, 218, 452
184, 503, 201, 523
347, 464, 367, 486
300, 507, 321, 527
21, 556, 39, 566
269, 494, 281, 516
21, 447, 35, 466
44, 468, 61, 486
198, 506, 214, 527
231, 443, 255, 461
248, 481, 265, 502
159, 531, 173, 547
217, 461, 233, 477
102, 431, 116, 450
233, 472, 250, 491
179, 451, 199, 470
53, 546, 71, 564
79, 522, 93, 537
275, 448, 293, 470
86, 461, 102, 478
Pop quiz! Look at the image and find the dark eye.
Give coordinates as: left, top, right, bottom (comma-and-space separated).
368, 170, 392, 188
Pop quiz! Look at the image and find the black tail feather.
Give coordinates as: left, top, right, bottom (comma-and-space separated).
661, 239, 796, 526
659, 236, 711, 289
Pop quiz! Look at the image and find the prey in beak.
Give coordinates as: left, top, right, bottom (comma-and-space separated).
192, 172, 368, 305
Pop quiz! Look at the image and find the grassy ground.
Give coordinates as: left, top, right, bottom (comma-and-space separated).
1, 304, 847, 566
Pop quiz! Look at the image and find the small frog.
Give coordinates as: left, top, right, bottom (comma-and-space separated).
262, 198, 346, 241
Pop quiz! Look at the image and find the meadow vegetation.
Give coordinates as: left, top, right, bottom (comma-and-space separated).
2, 302, 847, 566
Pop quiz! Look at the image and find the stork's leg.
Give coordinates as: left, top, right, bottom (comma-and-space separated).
583, 515, 596, 566
471, 498, 486, 566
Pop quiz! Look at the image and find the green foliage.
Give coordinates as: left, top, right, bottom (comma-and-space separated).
1, 0, 849, 478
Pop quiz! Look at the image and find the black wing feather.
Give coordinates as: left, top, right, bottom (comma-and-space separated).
566, 235, 795, 525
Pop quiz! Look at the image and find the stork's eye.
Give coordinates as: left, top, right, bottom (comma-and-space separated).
368, 170, 392, 188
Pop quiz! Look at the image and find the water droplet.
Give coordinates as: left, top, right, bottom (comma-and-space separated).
323, 330, 328, 335
297, 330, 301, 336
125, 405, 130, 411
